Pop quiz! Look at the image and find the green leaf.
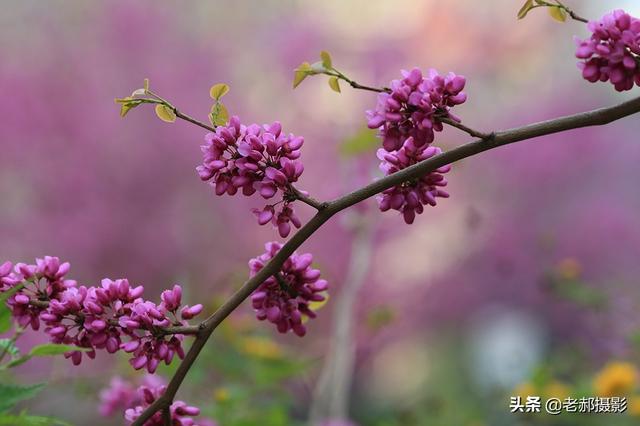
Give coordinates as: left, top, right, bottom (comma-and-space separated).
155, 104, 176, 123
29, 343, 80, 357
293, 62, 312, 88
339, 128, 378, 158
114, 97, 142, 118
0, 283, 25, 304
320, 50, 332, 69
2, 356, 30, 369
0, 339, 19, 359
0, 383, 45, 413
209, 102, 229, 126
328, 76, 341, 93
209, 83, 230, 101
0, 308, 11, 334
517, 0, 535, 19
548, 5, 567, 22
0, 413, 71, 426
0, 283, 25, 333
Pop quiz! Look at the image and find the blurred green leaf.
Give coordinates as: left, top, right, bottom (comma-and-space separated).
320, 50, 332, 69
0, 339, 19, 359
293, 62, 312, 88
548, 5, 567, 22
517, 0, 535, 19
0, 383, 45, 413
29, 343, 79, 357
0, 283, 25, 333
210, 83, 230, 100
0, 412, 71, 426
340, 128, 378, 157
328, 76, 341, 93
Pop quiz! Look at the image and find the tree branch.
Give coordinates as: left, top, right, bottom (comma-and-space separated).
132, 95, 640, 425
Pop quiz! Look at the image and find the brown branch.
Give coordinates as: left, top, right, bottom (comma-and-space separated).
132, 95, 640, 425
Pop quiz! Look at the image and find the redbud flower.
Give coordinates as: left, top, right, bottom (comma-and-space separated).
123, 382, 208, 426
575, 10, 640, 91
376, 137, 451, 224
366, 68, 467, 151
198, 116, 308, 237
0, 257, 202, 370
249, 242, 328, 336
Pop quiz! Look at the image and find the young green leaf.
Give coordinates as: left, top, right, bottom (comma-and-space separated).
548, 5, 567, 22
328, 76, 341, 93
209, 102, 229, 126
517, 0, 535, 19
0, 383, 45, 413
114, 97, 142, 118
293, 62, 312, 88
320, 50, 332, 69
155, 104, 176, 123
143, 78, 150, 92
0, 413, 72, 426
29, 343, 82, 357
210, 83, 230, 101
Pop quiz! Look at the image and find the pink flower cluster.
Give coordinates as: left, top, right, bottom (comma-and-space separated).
0, 257, 202, 372
249, 242, 328, 337
99, 375, 216, 426
366, 68, 461, 223
197, 115, 305, 237
366, 68, 467, 151
575, 9, 640, 91
377, 138, 451, 224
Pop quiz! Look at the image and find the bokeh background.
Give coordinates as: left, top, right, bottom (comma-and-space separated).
2, 1, 640, 425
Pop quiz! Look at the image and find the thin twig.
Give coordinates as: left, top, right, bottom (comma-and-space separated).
131, 95, 640, 425
162, 406, 171, 426
439, 116, 494, 140
286, 185, 327, 210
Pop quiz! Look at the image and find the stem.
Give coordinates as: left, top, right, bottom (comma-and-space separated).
132, 95, 640, 425
287, 185, 327, 210
326, 70, 390, 94
554, 0, 589, 23
438, 116, 494, 140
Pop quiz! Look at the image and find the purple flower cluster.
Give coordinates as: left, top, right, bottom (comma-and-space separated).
376, 138, 451, 224
249, 242, 328, 337
0, 257, 202, 371
575, 10, 640, 91
197, 116, 305, 237
99, 375, 215, 426
366, 68, 467, 151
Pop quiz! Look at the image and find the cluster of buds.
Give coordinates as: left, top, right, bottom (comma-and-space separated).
376, 138, 451, 224
575, 9, 640, 91
99, 375, 216, 426
197, 115, 305, 237
249, 242, 328, 337
366, 68, 462, 222
0, 257, 202, 371
366, 68, 467, 151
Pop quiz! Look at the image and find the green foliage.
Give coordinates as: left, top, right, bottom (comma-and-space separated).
0, 283, 25, 333
0, 413, 71, 426
155, 104, 177, 123
339, 128, 378, 158
209, 101, 229, 126
328, 76, 341, 93
2, 344, 89, 370
0, 339, 20, 360
210, 83, 230, 101
0, 383, 44, 413
548, 5, 567, 22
